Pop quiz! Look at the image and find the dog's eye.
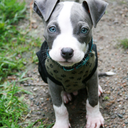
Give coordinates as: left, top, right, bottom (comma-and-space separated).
81, 27, 89, 34
49, 26, 56, 33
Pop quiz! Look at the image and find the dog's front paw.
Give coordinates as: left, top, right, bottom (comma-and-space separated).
53, 122, 71, 128
85, 112, 104, 128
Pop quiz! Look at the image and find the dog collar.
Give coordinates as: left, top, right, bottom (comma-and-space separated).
47, 39, 93, 71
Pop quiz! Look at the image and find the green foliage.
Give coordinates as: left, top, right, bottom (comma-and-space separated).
104, 96, 109, 100
0, 0, 46, 127
0, 0, 26, 23
120, 38, 128, 49
0, 0, 26, 40
0, 81, 29, 127
0, 0, 42, 82
0, 71, 32, 127
0, 0, 26, 81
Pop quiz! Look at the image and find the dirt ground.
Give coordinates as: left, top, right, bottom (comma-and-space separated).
20, 0, 128, 127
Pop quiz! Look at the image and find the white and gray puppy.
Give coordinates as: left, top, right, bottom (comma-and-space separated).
34, 0, 111, 128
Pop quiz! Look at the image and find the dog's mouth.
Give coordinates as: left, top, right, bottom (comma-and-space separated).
58, 61, 75, 67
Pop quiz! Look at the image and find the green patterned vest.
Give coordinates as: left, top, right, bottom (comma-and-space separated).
45, 50, 96, 93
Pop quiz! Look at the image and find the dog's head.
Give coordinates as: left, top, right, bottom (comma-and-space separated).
34, 0, 108, 67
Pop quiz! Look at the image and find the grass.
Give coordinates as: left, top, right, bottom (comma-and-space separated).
0, 74, 53, 127
104, 96, 109, 101
120, 38, 128, 50
0, 0, 41, 82
0, 77, 29, 127
0, 0, 52, 127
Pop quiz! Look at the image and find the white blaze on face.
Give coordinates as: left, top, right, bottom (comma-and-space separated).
49, 2, 87, 67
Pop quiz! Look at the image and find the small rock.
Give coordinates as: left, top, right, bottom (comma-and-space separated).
117, 113, 123, 118
43, 114, 45, 117
93, 39, 97, 43
23, 62, 27, 65
113, 18, 119, 24
33, 88, 38, 91
125, 122, 128, 125
24, 83, 30, 86
118, 105, 122, 108
115, 78, 118, 81
111, 115, 116, 119
40, 98, 44, 101
36, 102, 40, 106
37, 112, 41, 115
106, 91, 110, 94
30, 98, 34, 100
99, 47, 104, 50
122, 110, 126, 115
32, 24, 38, 29
125, 95, 128, 100
27, 114, 31, 118
35, 95, 38, 98
31, 19, 37, 23
117, 92, 120, 95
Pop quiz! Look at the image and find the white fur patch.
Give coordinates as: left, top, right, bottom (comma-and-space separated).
86, 99, 104, 128
53, 103, 70, 128
49, 2, 88, 67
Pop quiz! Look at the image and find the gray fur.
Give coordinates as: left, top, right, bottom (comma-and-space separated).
71, 3, 92, 44
83, 0, 108, 27
47, 78, 63, 107
33, 0, 59, 21
43, 3, 64, 49
86, 70, 99, 107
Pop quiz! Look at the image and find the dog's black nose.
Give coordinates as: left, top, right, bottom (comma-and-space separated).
61, 48, 74, 60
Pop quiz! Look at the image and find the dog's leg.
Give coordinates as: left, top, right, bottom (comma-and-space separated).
86, 100, 104, 128
47, 78, 70, 128
61, 91, 72, 104
61, 91, 78, 104
98, 85, 103, 96
85, 70, 104, 128
53, 103, 71, 128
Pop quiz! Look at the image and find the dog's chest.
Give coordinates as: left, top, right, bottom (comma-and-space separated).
45, 51, 96, 93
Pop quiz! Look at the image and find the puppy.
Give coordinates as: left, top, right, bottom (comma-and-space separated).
34, 0, 108, 127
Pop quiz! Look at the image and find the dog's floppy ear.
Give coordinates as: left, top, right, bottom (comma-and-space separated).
33, 0, 59, 21
83, 0, 108, 28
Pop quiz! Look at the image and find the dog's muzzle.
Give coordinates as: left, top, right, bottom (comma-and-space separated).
61, 48, 74, 60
